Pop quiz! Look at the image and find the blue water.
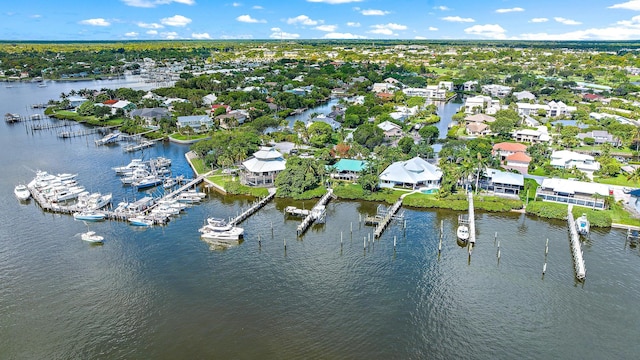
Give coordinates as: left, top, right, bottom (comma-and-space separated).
1, 79, 640, 359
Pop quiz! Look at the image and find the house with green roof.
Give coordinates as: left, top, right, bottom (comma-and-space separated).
329, 159, 368, 182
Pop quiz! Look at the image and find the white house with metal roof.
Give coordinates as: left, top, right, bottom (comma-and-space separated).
482, 168, 524, 195
176, 115, 213, 133
240, 147, 286, 187
536, 178, 611, 209
379, 157, 442, 190
550, 150, 600, 174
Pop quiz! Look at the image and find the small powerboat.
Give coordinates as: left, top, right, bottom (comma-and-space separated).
81, 231, 104, 243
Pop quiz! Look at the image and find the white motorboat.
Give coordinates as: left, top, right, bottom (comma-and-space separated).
134, 175, 163, 190
457, 225, 470, 242
112, 159, 145, 175
73, 211, 106, 222
52, 186, 85, 202
77, 192, 112, 210
14, 184, 31, 201
199, 218, 244, 241
81, 231, 104, 243
95, 132, 120, 145
576, 213, 590, 236
128, 216, 154, 226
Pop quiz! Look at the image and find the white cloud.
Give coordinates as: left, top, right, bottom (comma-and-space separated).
125, 31, 138, 37
369, 23, 407, 36
192, 32, 211, 39
232, 2, 241, 6
361, 9, 390, 16
270, 29, 300, 39
252, 5, 263, 9
287, 15, 321, 26
146, 30, 158, 35
121, 0, 195, 8
441, 16, 474, 23
554, 17, 581, 25
161, 15, 192, 27
609, 0, 640, 10
236, 14, 266, 23
496, 7, 524, 13
137, 22, 164, 29
307, 0, 363, 3
30, 14, 42, 19
429, 26, 438, 31
435, 6, 450, 11
464, 24, 507, 39
530, 18, 548, 23
220, 34, 254, 39
315, 24, 337, 32
415, 36, 427, 39
79, 18, 111, 26
347, 22, 360, 27
161, 31, 179, 39
324, 32, 366, 39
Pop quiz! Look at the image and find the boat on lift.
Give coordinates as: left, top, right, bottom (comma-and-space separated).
576, 213, 590, 236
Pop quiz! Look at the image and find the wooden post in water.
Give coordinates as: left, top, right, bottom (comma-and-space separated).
393, 236, 397, 250
350, 222, 353, 234
494, 232, 497, 245
284, 238, 287, 251
258, 234, 261, 248
545, 238, 549, 256
364, 236, 366, 250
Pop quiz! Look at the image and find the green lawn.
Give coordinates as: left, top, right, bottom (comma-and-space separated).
190, 157, 209, 174
593, 174, 639, 187
207, 174, 269, 197
170, 132, 209, 141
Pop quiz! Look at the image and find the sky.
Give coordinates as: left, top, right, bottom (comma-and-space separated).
4, 0, 640, 41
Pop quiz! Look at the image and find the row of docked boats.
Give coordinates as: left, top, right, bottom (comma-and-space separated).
112, 157, 175, 190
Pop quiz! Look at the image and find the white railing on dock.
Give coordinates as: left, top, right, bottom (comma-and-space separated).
229, 189, 276, 226
468, 191, 476, 244
373, 197, 403, 238
296, 189, 333, 236
567, 205, 587, 280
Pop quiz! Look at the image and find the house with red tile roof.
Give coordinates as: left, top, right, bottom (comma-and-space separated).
492, 142, 528, 160
505, 152, 532, 174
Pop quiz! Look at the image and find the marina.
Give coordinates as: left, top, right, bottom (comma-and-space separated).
296, 188, 334, 236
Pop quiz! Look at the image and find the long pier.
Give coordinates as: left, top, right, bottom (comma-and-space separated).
229, 188, 276, 226
297, 189, 334, 236
468, 191, 476, 245
567, 205, 587, 280
58, 126, 117, 139
373, 196, 404, 238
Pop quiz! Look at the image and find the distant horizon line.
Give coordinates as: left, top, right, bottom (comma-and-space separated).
2, 39, 640, 44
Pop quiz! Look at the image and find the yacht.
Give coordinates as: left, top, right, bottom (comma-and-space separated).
14, 184, 31, 201
133, 175, 163, 190
199, 218, 244, 241
81, 231, 104, 243
73, 211, 106, 222
112, 159, 145, 175
95, 132, 120, 145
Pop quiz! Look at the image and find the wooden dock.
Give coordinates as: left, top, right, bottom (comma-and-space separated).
567, 205, 587, 280
58, 126, 117, 139
229, 188, 276, 226
285, 206, 310, 217
296, 189, 334, 236
373, 196, 404, 238
468, 191, 476, 245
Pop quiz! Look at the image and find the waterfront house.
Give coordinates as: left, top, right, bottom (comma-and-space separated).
550, 150, 600, 175
463, 95, 500, 114
466, 122, 491, 137
465, 113, 496, 124
536, 178, 610, 209
308, 114, 341, 131
130, 108, 171, 125
577, 130, 621, 147
372, 82, 398, 93
463, 80, 478, 92
111, 100, 136, 115
176, 115, 213, 133
481, 168, 524, 195
329, 159, 367, 182
217, 110, 248, 129
481, 84, 512, 98
505, 152, 532, 174
379, 157, 442, 190
378, 121, 403, 139
67, 95, 88, 108
240, 147, 286, 187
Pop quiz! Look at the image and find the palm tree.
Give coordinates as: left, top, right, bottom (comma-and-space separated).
626, 167, 640, 185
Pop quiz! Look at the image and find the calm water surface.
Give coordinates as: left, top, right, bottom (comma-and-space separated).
1, 81, 639, 359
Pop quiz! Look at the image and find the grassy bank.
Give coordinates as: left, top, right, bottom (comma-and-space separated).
525, 200, 640, 227
333, 183, 405, 204
207, 175, 269, 197
404, 192, 523, 212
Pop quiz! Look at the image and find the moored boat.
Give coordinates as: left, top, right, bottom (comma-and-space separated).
14, 184, 31, 201
199, 217, 244, 241
128, 216, 154, 226
81, 231, 104, 243
457, 225, 470, 242
73, 210, 106, 222
576, 213, 590, 236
